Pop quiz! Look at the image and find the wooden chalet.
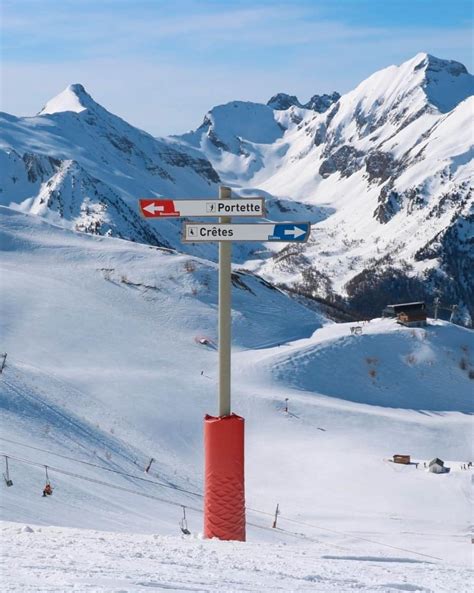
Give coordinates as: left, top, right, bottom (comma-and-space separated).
393, 454, 411, 465
428, 457, 449, 474
383, 301, 427, 327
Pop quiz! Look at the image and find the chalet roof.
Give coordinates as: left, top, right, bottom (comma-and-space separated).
385, 302, 426, 312
428, 457, 444, 467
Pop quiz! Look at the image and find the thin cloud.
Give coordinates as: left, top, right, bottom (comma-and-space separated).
1, 1, 472, 135
0, 3, 448, 58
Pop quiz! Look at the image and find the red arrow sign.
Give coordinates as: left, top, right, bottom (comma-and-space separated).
139, 199, 180, 218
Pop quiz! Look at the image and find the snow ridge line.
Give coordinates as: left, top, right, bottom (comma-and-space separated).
1, 450, 444, 562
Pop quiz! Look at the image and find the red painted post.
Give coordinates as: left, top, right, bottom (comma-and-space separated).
204, 414, 245, 541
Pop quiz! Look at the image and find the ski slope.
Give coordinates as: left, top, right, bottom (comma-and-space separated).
0, 206, 323, 534
1, 207, 473, 591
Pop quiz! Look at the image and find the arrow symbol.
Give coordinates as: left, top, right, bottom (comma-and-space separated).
268, 223, 310, 242
283, 225, 307, 239
143, 203, 165, 214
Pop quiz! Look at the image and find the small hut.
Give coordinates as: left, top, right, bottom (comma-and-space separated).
397, 311, 428, 328
428, 458, 449, 474
393, 454, 411, 465
383, 302, 427, 327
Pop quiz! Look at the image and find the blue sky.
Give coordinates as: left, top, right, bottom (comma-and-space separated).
1, 0, 473, 135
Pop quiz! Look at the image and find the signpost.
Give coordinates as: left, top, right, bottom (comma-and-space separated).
138, 187, 310, 543
139, 198, 265, 218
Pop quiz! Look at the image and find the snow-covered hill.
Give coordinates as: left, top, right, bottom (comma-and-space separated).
1, 208, 472, 588
1, 53, 472, 323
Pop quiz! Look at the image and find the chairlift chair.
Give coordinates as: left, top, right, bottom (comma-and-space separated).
3, 456, 13, 487
179, 506, 191, 535
42, 466, 53, 496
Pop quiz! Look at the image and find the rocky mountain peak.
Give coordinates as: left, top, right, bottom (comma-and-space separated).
267, 93, 302, 110
305, 92, 341, 113
407, 53, 473, 113
413, 52, 468, 77
267, 91, 340, 113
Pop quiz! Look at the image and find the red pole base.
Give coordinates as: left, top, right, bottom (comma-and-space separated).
204, 414, 245, 541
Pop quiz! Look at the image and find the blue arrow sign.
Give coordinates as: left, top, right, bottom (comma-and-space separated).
268, 223, 310, 242
183, 222, 311, 242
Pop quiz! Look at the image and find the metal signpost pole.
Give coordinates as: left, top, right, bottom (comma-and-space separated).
203, 186, 246, 542
218, 186, 232, 417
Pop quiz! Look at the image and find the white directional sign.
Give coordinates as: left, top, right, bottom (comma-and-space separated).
139, 198, 264, 218
183, 222, 311, 243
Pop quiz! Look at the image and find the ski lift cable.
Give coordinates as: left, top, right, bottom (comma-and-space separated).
1, 452, 444, 562
245, 520, 351, 552
2, 369, 446, 557
0, 439, 359, 524
1, 379, 137, 468
1, 379, 111, 460
5, 362, 141, 465
0, 452, 337, 548
2, 440, 342, 520
250, 512, 443, 561
0, 444, 448, 561
2, 452, 203, 512
245, 507, 443, 562
0, 437, 202, 498
1, 369, 447, 559
0, 453, 350, 551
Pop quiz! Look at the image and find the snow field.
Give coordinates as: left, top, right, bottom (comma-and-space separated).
1, 208, 473, 591
1, 522, 473, 593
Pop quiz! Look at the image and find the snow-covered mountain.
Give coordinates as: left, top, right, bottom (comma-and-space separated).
175, 53, 474, 325
1, 53, 472, 323
0, 84, 220, 248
